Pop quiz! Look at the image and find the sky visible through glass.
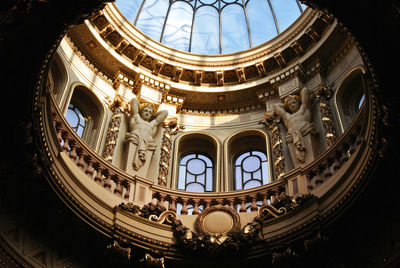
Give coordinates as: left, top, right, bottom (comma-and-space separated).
116, 0, 307, 54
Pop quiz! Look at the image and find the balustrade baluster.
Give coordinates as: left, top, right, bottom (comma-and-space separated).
262, 193, 269, 205
181, 198, 188, 215
85, 156, 94, 178
228, 199, 235, 210
169, 196, 177, 212
239, 197, 247, 213
114, 177, 123, 197
250, 195, 258, 212
314, 169, 324, 185
323, 160, 332, 178
103, 170, 112, 191
192, 199, 200, 215
69, 141, 78, 161
157, 194, 166, 210
76, 149, 86, 170
94, 165, 103, 184
56, 124, 63, 143
62, 133, 70, 153
204, 200, 211, 209
306, 172, 315, 191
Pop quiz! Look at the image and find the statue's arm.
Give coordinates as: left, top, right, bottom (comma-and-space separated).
301, 87, 311, 109
130, 97, 140, 116
128, 98, 140, 131
273, 103, 287, 122
154, 109, 168, 124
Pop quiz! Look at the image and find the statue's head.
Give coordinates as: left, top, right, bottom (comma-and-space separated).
139, 103, 156, 121
284, 94, 301, 113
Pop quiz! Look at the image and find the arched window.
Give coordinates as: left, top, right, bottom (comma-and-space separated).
225, 130, 272, 191
335, 68, 366, 132
178, 153, 213, 192
234, 150, 269, 190
65, 103, 86, 137
47, 52, 68, 104
63, 85, 106, 152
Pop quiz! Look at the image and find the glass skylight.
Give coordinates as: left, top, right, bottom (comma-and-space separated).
116, 0, 307, 54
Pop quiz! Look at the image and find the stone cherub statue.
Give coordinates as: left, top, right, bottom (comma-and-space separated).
125, 97, 168, 171
273, 87, 318, 164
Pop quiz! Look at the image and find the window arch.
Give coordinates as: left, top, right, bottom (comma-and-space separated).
64, 85, 106, 152
47, 52, 68, 104
178, 153, 213, 192
172, 133, 220, 191
234, 150, 269, 190
225, 130, 272, 191
334, 68, 366, 132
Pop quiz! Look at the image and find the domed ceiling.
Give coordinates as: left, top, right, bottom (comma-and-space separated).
115, 0, 307, 54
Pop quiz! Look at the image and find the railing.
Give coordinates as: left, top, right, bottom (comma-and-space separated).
151, 180, 287, 215
51, 100, 134, 200
49, 96, 367, 216
303, 104, 366, 190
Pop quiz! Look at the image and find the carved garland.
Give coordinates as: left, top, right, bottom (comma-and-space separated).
102, 104, 124, 162
158, 120, 182, 186
167, 193, 315, 257
261, 112, 286, 179
314, 84, 337, 147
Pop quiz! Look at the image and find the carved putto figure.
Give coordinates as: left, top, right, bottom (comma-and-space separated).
125, 97, 168, 171
273, 87, 318, 163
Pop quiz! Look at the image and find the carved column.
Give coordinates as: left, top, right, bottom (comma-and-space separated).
158, 119, 181, 186
315, 84, 337, 147
262, 112, 286, 180
102, 95, 126, 162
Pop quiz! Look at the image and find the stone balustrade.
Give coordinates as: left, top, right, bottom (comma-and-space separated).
151, 180, 287, 215
49, 96, 366, 216
51, 105, 132, 200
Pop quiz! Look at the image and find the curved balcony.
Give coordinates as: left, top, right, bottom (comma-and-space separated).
39, 79, 374, 259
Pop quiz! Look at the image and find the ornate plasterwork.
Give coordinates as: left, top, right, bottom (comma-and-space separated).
82, 7, 334, 88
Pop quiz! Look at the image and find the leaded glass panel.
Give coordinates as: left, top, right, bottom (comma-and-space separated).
178, 153, 214, 192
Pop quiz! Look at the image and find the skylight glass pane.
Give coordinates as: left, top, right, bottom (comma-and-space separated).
115, 0, 144, 23
115, 0, 303, 54
191, 6, 220, 54
269, 0, 301, 33
162, 1, 193, 52
135, 0, 169, 41
246, 0, 278, 47
221, 4, 250, 54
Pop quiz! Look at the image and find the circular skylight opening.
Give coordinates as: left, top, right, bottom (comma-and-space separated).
115, 0, 307, 54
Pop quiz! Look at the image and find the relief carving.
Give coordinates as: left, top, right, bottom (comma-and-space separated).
273, 87, 319, 166
125, 97, 168, 176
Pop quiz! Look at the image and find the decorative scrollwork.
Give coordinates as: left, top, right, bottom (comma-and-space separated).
257, 204, 287, 217
149, 211, 177, 224
119, 202, 167, 222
